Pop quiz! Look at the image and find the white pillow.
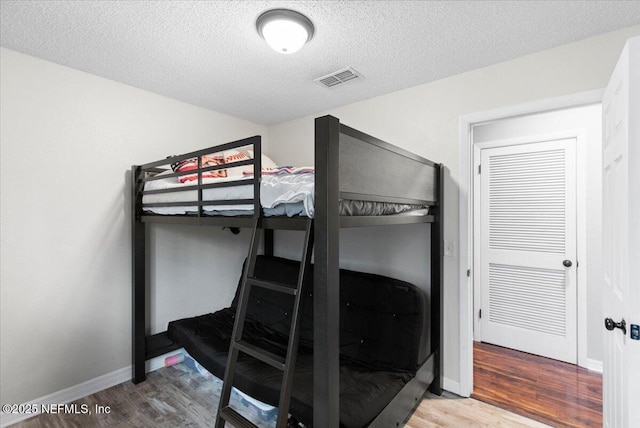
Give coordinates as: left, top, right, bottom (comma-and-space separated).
247, 150, 278, 170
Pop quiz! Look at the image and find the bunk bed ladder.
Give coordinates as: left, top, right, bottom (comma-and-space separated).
216, 218, 314, 428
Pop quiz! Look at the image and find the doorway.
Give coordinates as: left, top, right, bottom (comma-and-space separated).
464, 100, 604, 425
457, 91, 605, 397
472, 104, 601, 366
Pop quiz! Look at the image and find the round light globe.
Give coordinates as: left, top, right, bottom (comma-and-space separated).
256, 9, 314, 55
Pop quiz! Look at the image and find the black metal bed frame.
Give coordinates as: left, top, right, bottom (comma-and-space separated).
131, 115, 444, 427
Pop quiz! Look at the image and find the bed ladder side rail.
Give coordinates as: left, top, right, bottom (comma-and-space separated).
215, 218, 314, 428
216, 217, 261, 428
275, 219, 314, 426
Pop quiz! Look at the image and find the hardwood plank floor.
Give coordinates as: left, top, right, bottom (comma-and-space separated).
472, 341, 602, 428
9, 364, 273, 428
406, 392, 551, 427
10, 361, 549, 428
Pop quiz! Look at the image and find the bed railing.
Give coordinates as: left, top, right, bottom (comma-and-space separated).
338, 124, 438, 206
132, 135, 262, 221
315, 116, 438, 229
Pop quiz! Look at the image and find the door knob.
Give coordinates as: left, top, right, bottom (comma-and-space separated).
563, 260, 572, 267
604, 317, 627, 334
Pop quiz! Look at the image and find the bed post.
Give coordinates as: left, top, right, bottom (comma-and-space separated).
131, 165, 146, 384
314, 115, 341, 427
429, 164, 444, 395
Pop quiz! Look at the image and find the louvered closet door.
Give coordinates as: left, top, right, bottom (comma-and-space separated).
480, 139, 577, 363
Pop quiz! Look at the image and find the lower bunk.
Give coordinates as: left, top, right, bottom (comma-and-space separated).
167, 255, 436, 427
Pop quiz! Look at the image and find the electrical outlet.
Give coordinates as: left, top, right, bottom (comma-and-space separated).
631, 324, 639, 340
444, 240, 455, 257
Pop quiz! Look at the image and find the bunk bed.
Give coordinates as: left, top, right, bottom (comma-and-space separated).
131, 115, 444, 427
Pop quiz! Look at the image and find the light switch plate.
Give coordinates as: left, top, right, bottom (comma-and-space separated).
444, 240, 455, 257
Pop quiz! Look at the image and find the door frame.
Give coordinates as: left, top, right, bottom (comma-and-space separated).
458, 89, 603, 397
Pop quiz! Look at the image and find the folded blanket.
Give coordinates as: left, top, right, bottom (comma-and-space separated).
244, 166, 314, 176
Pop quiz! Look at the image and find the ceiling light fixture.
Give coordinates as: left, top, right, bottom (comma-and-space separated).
256, 9, 314, 54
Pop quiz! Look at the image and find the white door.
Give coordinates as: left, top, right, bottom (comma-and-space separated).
480, 138, 577, 363
602, 36, 640, 428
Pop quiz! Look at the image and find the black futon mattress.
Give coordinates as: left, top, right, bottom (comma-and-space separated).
168, 255, 425, 428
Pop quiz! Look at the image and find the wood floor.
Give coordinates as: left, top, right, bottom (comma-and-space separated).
11, 361, 549, 428
9, 364, 271, 428
405, 391, 550, 427
472, 341, 603, 427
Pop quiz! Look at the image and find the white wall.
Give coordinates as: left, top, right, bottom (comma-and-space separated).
0, 48, 267, 405
268, 25, 640, 389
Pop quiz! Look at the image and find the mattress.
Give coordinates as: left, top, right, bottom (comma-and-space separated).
142, 170, 428, 218
142, 172, 313, 216
169, 311, 411, 428
167, 255, 426, 427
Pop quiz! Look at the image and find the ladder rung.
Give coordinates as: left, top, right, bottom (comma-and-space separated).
219, 406, 257, 428
234, 340, 286, 370
247, 277, 297, 295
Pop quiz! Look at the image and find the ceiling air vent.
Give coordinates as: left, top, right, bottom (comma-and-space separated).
315, 67, 361, 88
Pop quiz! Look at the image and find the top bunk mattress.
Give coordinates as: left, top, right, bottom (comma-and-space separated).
142, 168, 429, 218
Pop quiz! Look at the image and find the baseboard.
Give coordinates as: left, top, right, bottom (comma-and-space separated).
442, 377, 461, 396
0, 349, 184, 428
585, 358, 603, 373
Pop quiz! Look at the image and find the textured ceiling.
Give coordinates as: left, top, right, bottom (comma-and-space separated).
2, 1, 640, 125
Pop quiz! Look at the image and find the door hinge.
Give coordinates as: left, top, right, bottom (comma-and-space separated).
467, 269, 471, 277
478, 164, 481, 174
479, 309, 482, 319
